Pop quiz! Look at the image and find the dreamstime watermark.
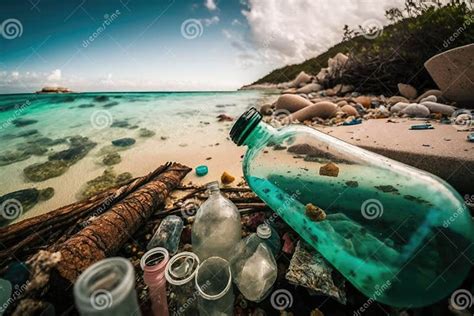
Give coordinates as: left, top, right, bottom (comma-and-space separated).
450, 289, 473, 311
0, 281, 29, 313
90, 289, 113, 310
0, 198, 23, 221
465, 194, 474, 207
82, 10, 121, 48
360, 19, 383, 40
90, 110, 113, 129
443, 13, 474, 48
79, 195, 115, 227
270, 289, 293, 311
443, 204, 468, 228
361, 198, 383, 219
0, 18, 23, 39
179, 200, 199, 219
353, 279, 392, 316
1, 100, 31, 130
174, 280, 211, 316
269, 108, 293, 127
181, 19, 203, 40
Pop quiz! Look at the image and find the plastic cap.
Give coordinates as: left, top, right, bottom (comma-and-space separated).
257, 223, 272, 239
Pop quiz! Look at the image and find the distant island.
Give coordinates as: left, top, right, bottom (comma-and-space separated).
36, 86, 73, 94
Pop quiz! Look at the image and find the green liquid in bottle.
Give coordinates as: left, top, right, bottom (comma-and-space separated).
230, 108, 473, 307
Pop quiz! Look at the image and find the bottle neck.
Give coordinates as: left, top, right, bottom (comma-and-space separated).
243, 121, 276, 148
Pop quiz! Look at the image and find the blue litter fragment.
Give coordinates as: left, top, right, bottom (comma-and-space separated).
468, 133, 474, 142
440, 118, 451, 124
410, 124, 434, 130
343, 118, 362, 126
195, 165, 208, 176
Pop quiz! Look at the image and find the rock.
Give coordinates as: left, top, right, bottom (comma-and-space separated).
336, 100, 348, 107
24, 160, 69, 182
111, 120, 130, 128
48, 136, 97, 164
315, 68, 329, 83
305, 203, 326, 222
16, 143, 48, 156
397, 83, 418, 99
0, 188, 53, 225
401, 103, 430, 117
319, 162, 339, 177
12, 118, 38, 127
221, 171, 235, 185
94, 95, 109, 102
0, 150, 31, 166
102, 152, 121, 165
81, 169, 132, 198
292, 71, 312, 88
286, 241, 346, 304
103, 102, 119, 108
419, 95, 437, 103
138, 128, 155, 137
296, 83, 322, 94
78, 103, 95, 108
340, 105, 358, 117
291, 101, 338, 121
275, 94, 312, 113
259, 104, 274, 116
390, 102, 410, 113
416, 89, 444, 103
353, 96, 371, 108
17, 129, 39, 137
281, 88, 297, 94
324, 89, 337, 97
112, 137, 136, 147
387, 96, 409, 105
39, 187, 55, 200
420, 101, 456, 116
217, 114, 233, 122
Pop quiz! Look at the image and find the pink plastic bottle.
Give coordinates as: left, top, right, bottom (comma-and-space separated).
140, 247, 170, 316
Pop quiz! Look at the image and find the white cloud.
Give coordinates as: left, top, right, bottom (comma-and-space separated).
202, 16, 220, 27
204, 0, 217, 11
231, 19, 242, 26
242, 0, 405, 66
47, 69, 62, 81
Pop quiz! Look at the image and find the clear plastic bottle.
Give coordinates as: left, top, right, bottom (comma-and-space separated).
229, 108, 474, 307
165, 251, 200, 316
74, 257, 141, 316
230, 224, 278, 302
192, 181, 241, 261
195, 256, 234, 316
147, 215, 184, 254
140, 247, 169, 316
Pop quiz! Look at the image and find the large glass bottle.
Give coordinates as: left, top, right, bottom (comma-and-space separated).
229, 108, 474, 308
192, 181, 241, 261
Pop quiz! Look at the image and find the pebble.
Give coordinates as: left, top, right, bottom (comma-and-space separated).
296, 83, 322, 94
420, 101, 456, 116
397, 83, 418, 99
416, 89, 443, 103
340, 104, 358, 116
275, 94, 313, 112
217, 114, 233, 122
112, 137, 136, 147
221, 171, 235, 185
291, 101, 338, 121
353, 96, 371, 108
292, 71, 312, 87
401, 103, 430, 117
319, 162, 339, 177
305, 203, 326, 222
419, 95, 437, 103
387, 96, 409, 105
259, 104, 274, 115
390, 102, 410, 113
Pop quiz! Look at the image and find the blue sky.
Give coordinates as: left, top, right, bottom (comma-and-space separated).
0, 0, 402, 93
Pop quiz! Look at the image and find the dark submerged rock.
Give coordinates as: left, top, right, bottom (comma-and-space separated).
112, 138, 136, 147
12, 118, 38, 127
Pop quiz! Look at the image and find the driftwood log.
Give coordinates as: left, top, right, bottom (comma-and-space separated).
0, 163, 173, 263
10, 162, 191, 315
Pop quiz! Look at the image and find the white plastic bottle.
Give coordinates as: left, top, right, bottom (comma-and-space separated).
191, 181, 241, 261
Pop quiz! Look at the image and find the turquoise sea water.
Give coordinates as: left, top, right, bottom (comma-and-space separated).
0, 91, 272, 222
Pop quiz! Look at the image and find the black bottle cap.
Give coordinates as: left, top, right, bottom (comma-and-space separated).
230, 107, 262, 146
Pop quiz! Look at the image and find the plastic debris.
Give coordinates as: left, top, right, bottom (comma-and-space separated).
468, 133, 474, 142
195, 165, 208, 176
409, 123, 434, 130
342, 117, 362, 125
147, 215, 184, 254
286, 240, 346, 304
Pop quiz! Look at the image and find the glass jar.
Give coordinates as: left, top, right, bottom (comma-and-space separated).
74, 257, 141, 316
165, 251, 200, 316
229, 107, 474, 307
140, 247, 169, 316
192, 181, 241, 261
195, 256, 234, 316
